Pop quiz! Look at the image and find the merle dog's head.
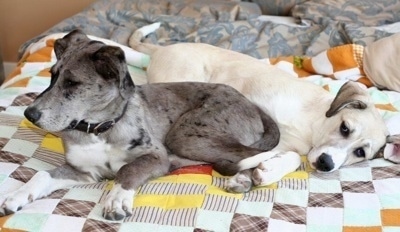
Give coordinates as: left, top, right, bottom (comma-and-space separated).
24, 30, 134, 132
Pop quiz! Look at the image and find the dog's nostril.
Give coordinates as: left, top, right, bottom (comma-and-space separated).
24, 107, 42, 123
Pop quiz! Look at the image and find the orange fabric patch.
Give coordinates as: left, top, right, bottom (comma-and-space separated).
169, 164, 213, 175
357, 76, 373, 87
327, 45, 359, 72
343, 226, 382, 232
375, 103, 398, 112
46, 38, 56, 47
269, 56, 313, 77
271, 56, 297, 65
26, 47, 53, 63
302, 57, 317, 74
381, 209, 400, 226
37, 68, 51, 77
8, 77, 30, 88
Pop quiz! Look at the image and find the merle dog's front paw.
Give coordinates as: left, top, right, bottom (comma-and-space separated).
103, 183, 134, 221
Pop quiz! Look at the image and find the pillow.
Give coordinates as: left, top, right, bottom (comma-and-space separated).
292, 0, 400, 26
242, 0, 303, 16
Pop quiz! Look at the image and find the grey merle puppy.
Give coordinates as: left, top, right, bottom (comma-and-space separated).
0, 30, 279, 221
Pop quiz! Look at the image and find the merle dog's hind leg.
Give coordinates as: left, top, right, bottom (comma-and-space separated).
166, 133, 266, 193
0, 164, 95, 217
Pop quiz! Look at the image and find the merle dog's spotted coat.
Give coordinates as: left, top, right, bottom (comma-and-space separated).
0, 30, 279, 221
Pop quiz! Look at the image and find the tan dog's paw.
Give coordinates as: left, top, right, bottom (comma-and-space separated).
103, 184, 134, 221
0, 190, 34, 217
252, 151, 301, 186
252, 162, 282, 186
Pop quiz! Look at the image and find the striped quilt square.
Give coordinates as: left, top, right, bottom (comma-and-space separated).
10, 92, 37, 107
0, 149, 29, 165
277, 178, 308, 190
270, 203, 306, 224
160, 208, 198, 226
139, 182, 207, 195
372, 166, 400, 180
83, 218, 120, 232
211, 176, 228, 189
32, 147, 65, 167
44, 189, 69, 200
9, 165, 37, 183
53, 199, 96, 218
242, 188, 275, 202
230, 213, 268, 232
308, 193, 343, 208
11, 127, 46, 144
0, 113, 24, 126
341, 181, 375, 193
128, 206, 163, 224
202, 194, 239, 213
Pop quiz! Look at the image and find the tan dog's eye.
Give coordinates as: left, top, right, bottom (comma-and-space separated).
340, 121, 350, 137
354, 148, 365, 158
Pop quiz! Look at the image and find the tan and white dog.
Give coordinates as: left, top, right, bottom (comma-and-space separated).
129, 23, 400, 186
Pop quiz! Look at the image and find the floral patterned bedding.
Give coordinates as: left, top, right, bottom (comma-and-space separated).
1, 0, 400, 231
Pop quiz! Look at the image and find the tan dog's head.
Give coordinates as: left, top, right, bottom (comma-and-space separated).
308, 81, 400, 172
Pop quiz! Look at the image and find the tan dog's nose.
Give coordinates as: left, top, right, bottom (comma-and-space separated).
316, 153, 334, 172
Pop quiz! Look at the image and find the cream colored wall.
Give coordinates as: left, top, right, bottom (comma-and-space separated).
0, 0, 96, 62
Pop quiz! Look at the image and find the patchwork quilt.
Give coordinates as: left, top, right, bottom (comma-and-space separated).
1, 33, 400, 232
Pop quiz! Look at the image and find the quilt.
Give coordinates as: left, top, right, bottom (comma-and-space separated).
1, 32, 400, 232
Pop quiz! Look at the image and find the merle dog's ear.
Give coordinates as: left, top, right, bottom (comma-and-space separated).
54, 30, 89, 60
383, 134, 400, 163
92, 46, 135, 98
326, 81, 370, 117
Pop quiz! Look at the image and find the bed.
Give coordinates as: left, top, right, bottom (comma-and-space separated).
1, 0, 400, 231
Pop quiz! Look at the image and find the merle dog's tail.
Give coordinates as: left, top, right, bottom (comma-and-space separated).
251, 107, 280, 151
129, 22, 162, 55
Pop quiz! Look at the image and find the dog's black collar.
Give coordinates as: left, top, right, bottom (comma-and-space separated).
68, 103, 128, 136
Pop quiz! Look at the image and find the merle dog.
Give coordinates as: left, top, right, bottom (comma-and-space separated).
0, 30, 279, 220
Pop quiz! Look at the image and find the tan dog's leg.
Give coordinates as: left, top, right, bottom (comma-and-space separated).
252, 151, 301, 186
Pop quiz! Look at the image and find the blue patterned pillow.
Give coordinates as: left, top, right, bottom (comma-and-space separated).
242, 0, 302, 16
292, 0, 400, 26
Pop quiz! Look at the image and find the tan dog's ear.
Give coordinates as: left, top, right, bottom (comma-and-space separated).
384, 134, 400, 163
54, 29, 89, 60
326, 81, 370, 117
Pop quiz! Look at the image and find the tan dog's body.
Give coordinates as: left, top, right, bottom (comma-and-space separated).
130, 23, 400, 185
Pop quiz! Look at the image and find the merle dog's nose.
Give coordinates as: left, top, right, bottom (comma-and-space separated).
316, 153, 334, 172
24, 107, 42, 123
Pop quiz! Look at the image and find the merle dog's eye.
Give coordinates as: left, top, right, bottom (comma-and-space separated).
64, 80, 80, 88
340, 121, 350, 137
354, 148, 365, 158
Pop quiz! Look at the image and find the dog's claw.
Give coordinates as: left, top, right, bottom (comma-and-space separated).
103, 208, 126, 221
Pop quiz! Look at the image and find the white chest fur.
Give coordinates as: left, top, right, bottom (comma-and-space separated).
66, 135, 128, 180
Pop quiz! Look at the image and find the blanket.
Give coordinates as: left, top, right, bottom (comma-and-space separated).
1, 34, 400, 232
